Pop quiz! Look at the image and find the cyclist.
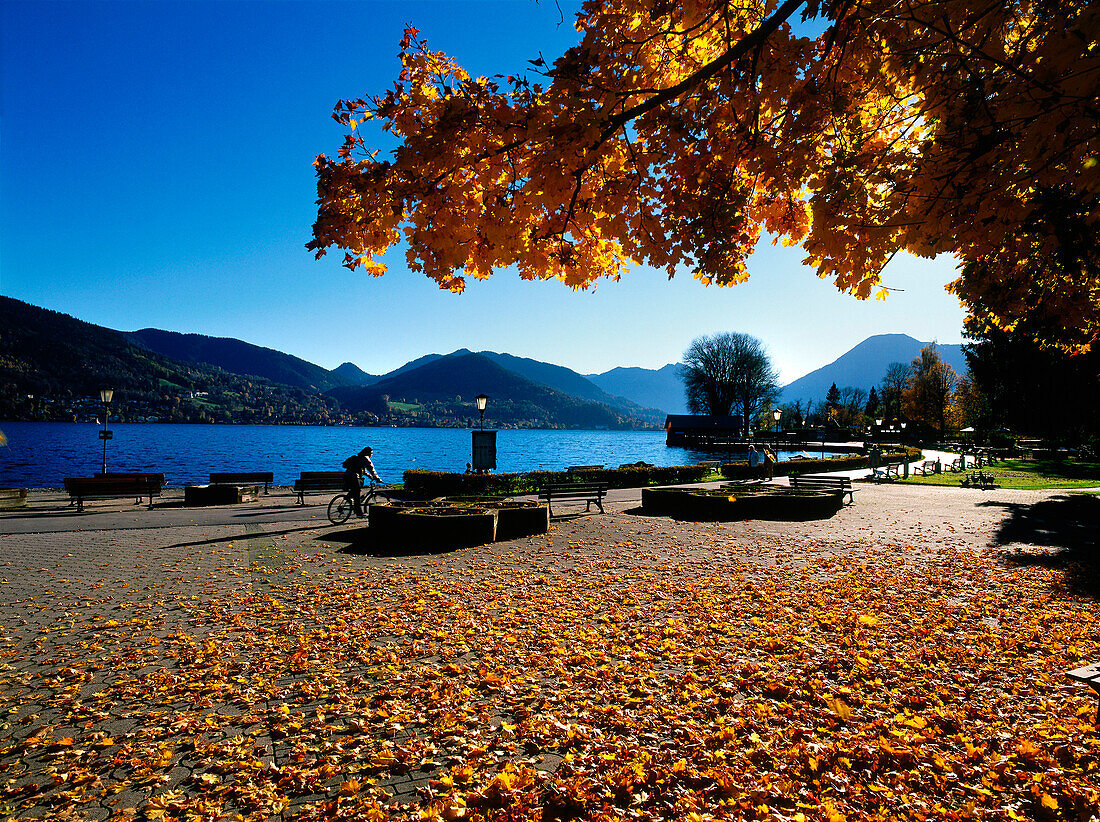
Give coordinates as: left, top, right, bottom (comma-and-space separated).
342, 446, 382, 517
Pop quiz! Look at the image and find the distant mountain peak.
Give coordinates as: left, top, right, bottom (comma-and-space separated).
780, 334, 966, 402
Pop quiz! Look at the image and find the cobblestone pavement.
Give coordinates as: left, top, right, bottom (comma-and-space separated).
0, 482, 1095, 819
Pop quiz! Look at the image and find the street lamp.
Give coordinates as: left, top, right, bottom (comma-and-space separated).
475, 394, 488, 430
772, 408, 782, 447
98, 388, 114, 474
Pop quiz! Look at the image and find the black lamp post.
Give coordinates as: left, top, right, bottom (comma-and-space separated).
772, 408, 781, 448
99, 388, 114, 473
475, 394, 488, 430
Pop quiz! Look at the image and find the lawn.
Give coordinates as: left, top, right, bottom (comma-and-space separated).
901, 458, 1100, 490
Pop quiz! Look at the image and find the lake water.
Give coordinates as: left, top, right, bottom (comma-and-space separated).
0, 422, 837, 488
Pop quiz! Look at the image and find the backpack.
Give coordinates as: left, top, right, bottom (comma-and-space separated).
342, 455, 359, 471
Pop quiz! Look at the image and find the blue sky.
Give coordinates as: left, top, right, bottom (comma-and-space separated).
1, 0, 966, 384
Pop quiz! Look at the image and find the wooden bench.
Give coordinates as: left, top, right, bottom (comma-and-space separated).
210, 472, 274, 493
293, 471, 346, 504
538, 482, 608, 518
869, 463, 900, 482
91, 473, 166, 505
947, 456, 965, 472
64, 476, 163, 512
788, 474, 856, 504
915, 460, 938, 476
960, 471, 999, 489
1066, 662, 1100, 723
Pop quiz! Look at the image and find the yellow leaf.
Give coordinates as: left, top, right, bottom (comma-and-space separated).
827, 695, 853, 722
1041, 794, 1058, 810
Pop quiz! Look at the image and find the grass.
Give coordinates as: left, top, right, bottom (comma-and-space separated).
901, 457, 1100, 490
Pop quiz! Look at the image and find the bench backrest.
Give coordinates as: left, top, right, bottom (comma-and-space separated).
792, 475, 850, 487
65, 477, 162, 495
94, 472, 166, 485
298, 471, 345, 480
293, 476, 346, 490
543, 482, 608, 493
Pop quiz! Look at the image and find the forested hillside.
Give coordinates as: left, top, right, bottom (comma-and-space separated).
124, 328, 351, 392
0, 297, 342, 423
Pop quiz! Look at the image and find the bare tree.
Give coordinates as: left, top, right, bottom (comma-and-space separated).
835, 387, 869, 428
682, 333, 779, 429
880, 362, 909, 421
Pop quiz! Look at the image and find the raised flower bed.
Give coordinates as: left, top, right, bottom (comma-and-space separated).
369, 503, 498, 547
368, 497, 550, 549
641, 486, 843, 521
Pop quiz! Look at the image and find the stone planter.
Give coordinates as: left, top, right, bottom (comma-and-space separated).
641, 486, 842, 521
184, 484, 259, 506
0, 489, 27, 510
370, 504, 498, 548
493, 501, 550, 540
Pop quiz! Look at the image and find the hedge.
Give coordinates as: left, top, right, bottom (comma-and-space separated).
720, 447, 922, 480
403, 463, 711, 498
403, 448, 923, 498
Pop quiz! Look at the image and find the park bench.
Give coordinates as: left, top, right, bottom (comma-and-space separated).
91, 473, 166, 505
293, 471, 346, 504
960, 471, 999, 489
788, 474, 856, 504
869, 463, 900, 482
1065, 662, 1100, 723
210, 471, 274, 493
538, 482, 608, 518
947, 456, 965, 472
64, 476, 164, 512
697, 460, 721, 472
915, 460, 938, 476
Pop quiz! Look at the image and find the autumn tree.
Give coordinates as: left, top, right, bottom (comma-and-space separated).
902, 344, 958, 435
309, 0, 1100, 352
963, 323, 1100, 442
682, 332, 779, 426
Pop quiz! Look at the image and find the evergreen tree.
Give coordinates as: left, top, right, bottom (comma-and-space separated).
865, 386, 880, 417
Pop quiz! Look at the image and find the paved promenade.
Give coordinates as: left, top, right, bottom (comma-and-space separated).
1, 479, 1097, 820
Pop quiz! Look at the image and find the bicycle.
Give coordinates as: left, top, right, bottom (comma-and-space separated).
327, 480, 390, 525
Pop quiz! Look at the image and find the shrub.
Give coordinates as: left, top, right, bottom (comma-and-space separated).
403, 464, 710, 497
719, 448, 921, 480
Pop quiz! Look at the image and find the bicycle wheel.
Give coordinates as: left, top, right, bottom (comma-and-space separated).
327, 494, 354, 525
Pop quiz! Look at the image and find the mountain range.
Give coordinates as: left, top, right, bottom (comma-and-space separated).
1, 295, 969, 424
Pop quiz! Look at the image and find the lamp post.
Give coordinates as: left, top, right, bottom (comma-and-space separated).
98, 388, 114, 474
475, 394, 488, 430
772, 408, 782, 449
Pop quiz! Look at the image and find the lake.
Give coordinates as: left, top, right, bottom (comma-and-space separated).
0, 422, 838, 488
